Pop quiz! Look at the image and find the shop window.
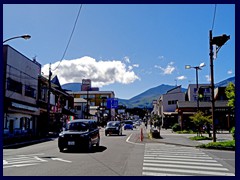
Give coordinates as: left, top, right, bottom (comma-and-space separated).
20, 117, 30, 131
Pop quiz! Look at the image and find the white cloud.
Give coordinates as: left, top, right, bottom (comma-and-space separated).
205, 75, 211, 82
154, 62, 176, 75
133, 64, 139, 68
177, 76, 187, 80
158, 56, 164, 60
227, 70, 233, 74
41, 56, 140, 87
123, 56, 130, 63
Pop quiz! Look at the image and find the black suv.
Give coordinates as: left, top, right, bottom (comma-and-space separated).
105, 121, 122, 136
58, 119, 100, 152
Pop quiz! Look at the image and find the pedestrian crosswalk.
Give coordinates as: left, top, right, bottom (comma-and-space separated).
142, 143, 235, 176
3, 154, 47, 168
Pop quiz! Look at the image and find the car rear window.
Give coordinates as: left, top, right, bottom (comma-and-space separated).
124, 121, 133, 125
67, 122, 89, 131
107, 122, 119, 127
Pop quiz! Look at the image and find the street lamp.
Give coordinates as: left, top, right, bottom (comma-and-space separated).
185, 62, 206, 110
209, 30, 230, 142
3, 34, 31, 44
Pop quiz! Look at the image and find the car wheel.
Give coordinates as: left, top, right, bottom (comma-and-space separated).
105, 132, 108, 136
59, 147, 64, 152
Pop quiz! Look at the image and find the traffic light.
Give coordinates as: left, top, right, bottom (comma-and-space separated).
198, 87, 204, 101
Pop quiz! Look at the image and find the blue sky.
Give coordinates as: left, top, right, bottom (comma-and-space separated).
3, 4, 235, 99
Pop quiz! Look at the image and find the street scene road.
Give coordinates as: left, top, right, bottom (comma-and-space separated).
3, 125, 235, 176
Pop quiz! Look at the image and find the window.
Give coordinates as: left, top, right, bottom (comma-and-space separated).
204, 88, 210, 93
80, 95, 87, 99
7, 78, 22, 94
89, 95, 95, 99
20, 117, 30, 131
25, 85, 36, 98
168, 100, 178, 105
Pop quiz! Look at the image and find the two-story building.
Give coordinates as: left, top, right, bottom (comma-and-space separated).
155, 85, 185, 129
3, 45, 41, 138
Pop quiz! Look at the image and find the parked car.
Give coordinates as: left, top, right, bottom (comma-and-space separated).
123, 120, 133, 130
58, 119, 100, 152
105, 121, 122, 136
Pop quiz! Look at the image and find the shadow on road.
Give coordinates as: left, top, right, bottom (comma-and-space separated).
60, 145, 107, 154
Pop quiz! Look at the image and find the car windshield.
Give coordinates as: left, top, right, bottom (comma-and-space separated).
67, 122, 89, 131
107, 122, 119, 127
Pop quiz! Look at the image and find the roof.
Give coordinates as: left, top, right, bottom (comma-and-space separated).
166, 85, 181, 94
74, 98, 87, 103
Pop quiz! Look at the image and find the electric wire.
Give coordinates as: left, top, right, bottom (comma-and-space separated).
211, 4, 217, 32
52, 4, 83, 72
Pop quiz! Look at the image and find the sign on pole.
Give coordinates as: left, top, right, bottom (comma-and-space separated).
107, 98, 118, 109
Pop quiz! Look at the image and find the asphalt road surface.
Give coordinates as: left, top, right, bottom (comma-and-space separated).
3, 126, 235, 176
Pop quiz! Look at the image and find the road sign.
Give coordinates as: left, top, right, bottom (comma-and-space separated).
107, 98, 118, 109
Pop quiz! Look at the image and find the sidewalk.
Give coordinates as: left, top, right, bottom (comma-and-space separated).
141, 124, 233, 147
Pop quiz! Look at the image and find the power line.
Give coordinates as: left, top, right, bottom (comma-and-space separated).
211, 4, 217, 31
52, 4, 83, 72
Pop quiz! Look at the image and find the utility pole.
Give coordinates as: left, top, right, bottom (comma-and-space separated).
47, 64, 52, 136
209, 30, 216, 142
209, 30, 230, 142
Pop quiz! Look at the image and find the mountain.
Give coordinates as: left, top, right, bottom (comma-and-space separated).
62, 83, 82, 91
118, 84, 187, 108
61, 76, 235, 108
215, 76, 235, 87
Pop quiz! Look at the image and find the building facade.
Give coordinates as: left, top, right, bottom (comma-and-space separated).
3, 45, 41, 138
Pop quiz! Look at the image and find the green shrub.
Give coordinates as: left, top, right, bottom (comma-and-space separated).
172, 123, 181, 132
198, 140, 235, 150
190, 136, 212, 141
230, 127, 235, 140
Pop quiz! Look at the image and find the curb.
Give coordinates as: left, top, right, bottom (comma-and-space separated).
3, 138, 56, 149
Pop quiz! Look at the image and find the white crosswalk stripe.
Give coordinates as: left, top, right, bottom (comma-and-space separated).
3, 155, 47, 168
142, 143, 235, 176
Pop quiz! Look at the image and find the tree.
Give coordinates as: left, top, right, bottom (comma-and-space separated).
189, 111, 212, 137
225, 82, 235, 109
151, 114, 162, 136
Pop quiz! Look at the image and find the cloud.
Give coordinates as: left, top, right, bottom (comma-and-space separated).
227, 70, 233, 74
205, 75, 211, 82
158, 56, 165, 60
133, 64, 139, 68
154, 62, 176, 75
123, 56, 130, 63
41, 56, 140, 87
176, 76, 187, 80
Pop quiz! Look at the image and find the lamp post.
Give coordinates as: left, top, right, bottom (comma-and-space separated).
185, 62, 205, 110
209, 30, 230, 142
3, 34, 31, 44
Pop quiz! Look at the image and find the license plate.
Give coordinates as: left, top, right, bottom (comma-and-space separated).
68, 141, 75, 145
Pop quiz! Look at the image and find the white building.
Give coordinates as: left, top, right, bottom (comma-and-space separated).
153, 86, 185, 128
3, 45, 41, 137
